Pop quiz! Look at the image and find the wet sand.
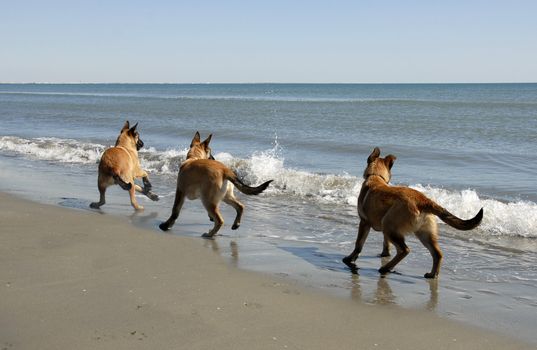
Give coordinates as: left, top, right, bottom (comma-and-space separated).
0, 192, 532, 350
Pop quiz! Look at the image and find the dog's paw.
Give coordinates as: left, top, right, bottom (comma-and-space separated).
159, 223, 169, 231
342, 258, 359, 274
147, 192, 159, 201
342, 256, 354, 265
378, 267, 391, 275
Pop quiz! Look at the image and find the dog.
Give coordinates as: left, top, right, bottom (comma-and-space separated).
159, 132, 273, 238
90, 121, 158, 210
343, 147, 483, 278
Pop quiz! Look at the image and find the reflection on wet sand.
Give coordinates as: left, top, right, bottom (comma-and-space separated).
200, 241, 439, 313
425, 279, 438, 311
350, 272, 438, 311
203, 238, 239, 267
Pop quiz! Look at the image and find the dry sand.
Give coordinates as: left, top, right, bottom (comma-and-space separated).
0, 192, 532, 350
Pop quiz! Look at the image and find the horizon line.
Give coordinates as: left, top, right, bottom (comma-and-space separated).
1, 81, 536, 85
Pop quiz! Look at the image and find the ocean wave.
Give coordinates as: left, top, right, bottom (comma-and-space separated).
1, 135, 536, 238
411, 185, 537, 238
0, 136, 104, 164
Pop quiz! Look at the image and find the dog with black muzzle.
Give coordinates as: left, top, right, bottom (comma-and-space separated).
159, 132, 273, 238
90, 121, 158, 210
343, 147, 483, 278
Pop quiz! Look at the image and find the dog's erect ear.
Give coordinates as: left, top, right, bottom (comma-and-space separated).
192, 131, 201, 144
190, 131, 201, 148
128, 122, 138, 135
121, 120, 130, 132
367, 147, 381, 164
384, 154, 397, 170
202, 134, 212, 146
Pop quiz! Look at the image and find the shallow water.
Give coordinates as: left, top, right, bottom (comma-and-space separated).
1, 83, 536, 342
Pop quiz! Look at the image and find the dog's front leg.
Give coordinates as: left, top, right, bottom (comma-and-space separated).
142, 175, 152, 191
135, 169, 152, 190
129, 184, 144, 210
380, 236, 391, 257
134, 184, 159, 201
343, 220, 371, 268
137, 170, 159, 201
378, 233, 409, 275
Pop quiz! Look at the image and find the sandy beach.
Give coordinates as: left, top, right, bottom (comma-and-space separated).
0, 192, 532, 350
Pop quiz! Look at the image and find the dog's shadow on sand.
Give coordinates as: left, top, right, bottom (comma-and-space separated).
59, 197, 101, 212
59, 198, 160, 229
279, 246, 379, 275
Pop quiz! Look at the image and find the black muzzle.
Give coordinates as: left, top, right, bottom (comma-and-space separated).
136, 139, 144, 150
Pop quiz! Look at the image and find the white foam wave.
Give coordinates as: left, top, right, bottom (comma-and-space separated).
0, 136, 104, 164
1, 135, 536, 238
411, 185, 537, 238
140, 147, 188, 175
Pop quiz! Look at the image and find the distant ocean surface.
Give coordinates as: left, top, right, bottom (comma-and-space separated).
1, 83, 537, 341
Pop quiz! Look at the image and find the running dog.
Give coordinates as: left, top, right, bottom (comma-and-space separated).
343, 147, 483, 278
90, 121, 158, 210
159, 132, 273, 237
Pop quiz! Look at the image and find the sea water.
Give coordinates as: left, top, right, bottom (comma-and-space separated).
1, 83, 536, 342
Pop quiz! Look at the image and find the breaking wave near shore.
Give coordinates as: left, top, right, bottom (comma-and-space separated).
1, 135, 536, 238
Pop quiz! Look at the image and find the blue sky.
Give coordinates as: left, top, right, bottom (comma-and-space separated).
1, 1, 536, 83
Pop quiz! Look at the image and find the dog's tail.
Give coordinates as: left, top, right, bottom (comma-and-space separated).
422, 200, 483, 231
113, 174, 132, 191
225, 169, 273, 195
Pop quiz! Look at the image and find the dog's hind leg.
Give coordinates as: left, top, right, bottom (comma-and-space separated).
159, 190, 185, 231
378, 233, 410, 275
223, 188, 244, 230
202, 201, 224, 238
90, 175, 109, 209
343, 220, 371, 267
415, 216, 443, 278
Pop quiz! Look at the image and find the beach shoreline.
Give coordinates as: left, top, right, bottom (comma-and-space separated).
0, 191, 533, 349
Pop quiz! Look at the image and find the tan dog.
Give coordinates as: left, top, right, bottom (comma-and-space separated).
159, 132, 273, 237
343, 147, 483, 278
90, 121, 158, 210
